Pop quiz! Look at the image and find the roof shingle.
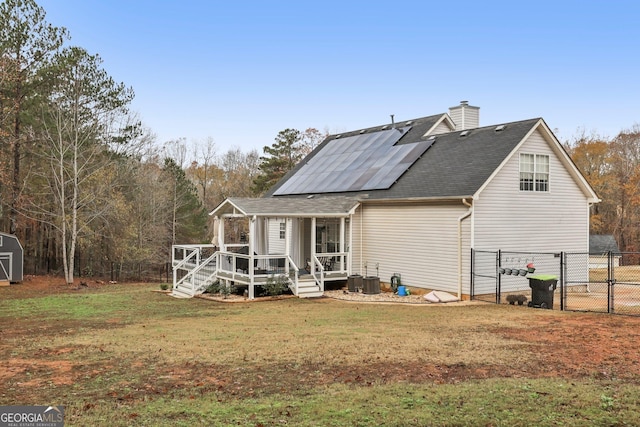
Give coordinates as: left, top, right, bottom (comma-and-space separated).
266, 115, 542, 200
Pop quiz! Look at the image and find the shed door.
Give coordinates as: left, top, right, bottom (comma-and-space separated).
0, 253, 11, 281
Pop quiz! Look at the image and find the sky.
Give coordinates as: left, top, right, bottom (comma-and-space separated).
37, 0, 640, 155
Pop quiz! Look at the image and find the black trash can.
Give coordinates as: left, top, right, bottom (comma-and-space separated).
527, 274, 558, 309
362, 276, 380, 294
347, 274, 363, 292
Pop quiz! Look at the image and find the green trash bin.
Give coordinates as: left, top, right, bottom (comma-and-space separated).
527, 274, 557, 309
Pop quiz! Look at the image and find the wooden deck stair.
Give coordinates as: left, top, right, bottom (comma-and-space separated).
171, 262, 217, 298
295, 275, 323, 298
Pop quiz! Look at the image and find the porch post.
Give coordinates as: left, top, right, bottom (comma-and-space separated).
347, 215, 353, 274
311, 217, 316, 260
339, 217, 345, 271
248, 216, 256, 300
218, 216, 226, 252
285, 218, 291, 274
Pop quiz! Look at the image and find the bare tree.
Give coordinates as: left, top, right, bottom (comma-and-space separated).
162, 137, 188, 168
33, 47, 133, 284
299, 127, 328, 156
189, 136, 217, 211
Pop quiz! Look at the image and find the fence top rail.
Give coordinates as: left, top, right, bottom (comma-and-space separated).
498, 251, 563, 256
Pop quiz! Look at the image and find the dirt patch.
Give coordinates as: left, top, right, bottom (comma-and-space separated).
0, 274, 118, 299
495, 313, 640, 379
0, 358, 76, 387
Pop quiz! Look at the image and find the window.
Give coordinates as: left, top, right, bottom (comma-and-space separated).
279, 222, 286, 239
520, 153, 549, 192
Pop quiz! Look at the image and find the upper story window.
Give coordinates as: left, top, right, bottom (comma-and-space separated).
279, 222, 286, 239
520, 153, 549, 192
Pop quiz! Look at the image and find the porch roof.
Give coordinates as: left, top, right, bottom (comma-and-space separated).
211, 196, 360, 218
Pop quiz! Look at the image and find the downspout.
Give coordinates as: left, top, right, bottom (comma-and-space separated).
458, 198, 473, 299
360, 205, 364, 275
248, 216, 256, 300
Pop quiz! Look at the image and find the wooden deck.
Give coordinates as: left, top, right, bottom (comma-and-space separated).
172, 257, 347, 299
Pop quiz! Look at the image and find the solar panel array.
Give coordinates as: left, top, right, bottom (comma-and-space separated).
274, 126, 435, 195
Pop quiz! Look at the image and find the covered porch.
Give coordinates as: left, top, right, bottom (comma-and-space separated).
172, 196, 359, 299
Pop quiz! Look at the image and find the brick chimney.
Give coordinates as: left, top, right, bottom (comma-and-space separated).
449, 101, 480, 131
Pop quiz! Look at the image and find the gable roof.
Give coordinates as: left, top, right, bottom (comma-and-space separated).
210, 196, 360, 218
589, 235, 620, 253
266, 114, 598, 202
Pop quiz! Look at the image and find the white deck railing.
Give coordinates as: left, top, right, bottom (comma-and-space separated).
172, 244, 347, 298
172, 244, 218, 295
216, 251, 300, 294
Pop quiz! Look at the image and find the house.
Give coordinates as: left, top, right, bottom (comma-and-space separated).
172, 101, 599, 299
589, 234, 621, 269
0, 231, 24, 283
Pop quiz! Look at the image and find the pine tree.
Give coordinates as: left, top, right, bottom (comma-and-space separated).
163, 157, 208, 245
0, 0, 68, 233
253, 128, 303, 195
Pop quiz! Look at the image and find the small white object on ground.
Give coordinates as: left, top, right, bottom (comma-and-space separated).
424, 290, 459, 303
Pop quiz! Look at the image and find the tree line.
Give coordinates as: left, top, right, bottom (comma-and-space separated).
0, 0, 322, 283
565, 126, 640, 254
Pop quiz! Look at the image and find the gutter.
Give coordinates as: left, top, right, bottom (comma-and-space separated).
356, 195, 475, 204
458, 198, 473, 299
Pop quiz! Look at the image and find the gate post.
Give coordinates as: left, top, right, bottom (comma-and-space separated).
496, 250, 501, 304
559, 252, 565, 311
608, 251, 615, 314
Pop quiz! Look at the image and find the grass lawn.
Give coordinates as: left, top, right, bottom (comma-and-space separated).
2, 280, 640, 426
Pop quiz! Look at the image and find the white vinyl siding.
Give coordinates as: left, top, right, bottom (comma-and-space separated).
430, 120, 454, 135
449, 105, 479, 131
473, 129, 590, 295
268, 218, 287, 254
474, 129, 589, 253
350, 202, 471, 295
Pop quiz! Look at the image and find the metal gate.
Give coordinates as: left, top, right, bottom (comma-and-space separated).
564, 252, 640, 315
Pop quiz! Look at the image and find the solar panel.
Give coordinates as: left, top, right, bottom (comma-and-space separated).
274, 126, 433, 195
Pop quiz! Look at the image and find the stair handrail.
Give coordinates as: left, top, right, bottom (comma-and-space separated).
174, 251, 218, 295
286, 255, 300, 295
310, 254, 325, 292
172, 248, 200, 292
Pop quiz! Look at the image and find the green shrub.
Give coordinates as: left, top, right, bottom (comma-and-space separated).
160, 283, 169, 291
205, 280, 221, 294
206, 280, 236, 298
263, 274, 289, 296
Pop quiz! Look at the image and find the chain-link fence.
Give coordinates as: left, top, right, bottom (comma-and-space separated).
24, 256, 170, 283
472, 250, 562, 307
472, 249, 640, 316
470, 250, 500, 304
563, 252, 608, 313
